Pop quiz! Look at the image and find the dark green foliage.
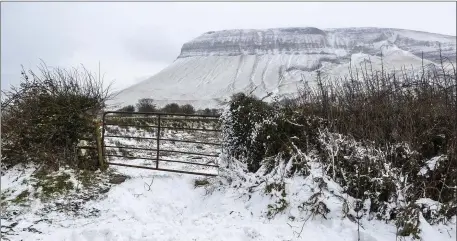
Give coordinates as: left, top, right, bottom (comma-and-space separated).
161, 103, 180, 113
198, 108, 220, 116
180, 104, 195, 114
267, 198, 289, 218
396, 204, 421, 239
264, 180, 289, 218
136, 98, 156, 112
297, 178, 331, 220
117, 105, 135, 113
194, 179, 210, 188
202, 108, 212, 115
222, 93, 273, 172
12, 190, 30, 204
265, 182, 285, 194
223, 92, 327, 173
1, 64, 111, 170
31, 171, 74, 200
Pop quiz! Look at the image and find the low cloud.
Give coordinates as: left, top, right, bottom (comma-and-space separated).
123, 26, 181, 63
2, 2, 455, 91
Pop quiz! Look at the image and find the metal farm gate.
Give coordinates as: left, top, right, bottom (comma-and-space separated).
101, 111, 221, 176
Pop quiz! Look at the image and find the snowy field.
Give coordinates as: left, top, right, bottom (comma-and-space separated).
1, 118, 456, 241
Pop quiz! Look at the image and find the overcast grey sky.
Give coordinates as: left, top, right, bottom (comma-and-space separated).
1, 2, 456, 92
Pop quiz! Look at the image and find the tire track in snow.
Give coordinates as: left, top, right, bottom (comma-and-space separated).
277, 55, 294, 94
230, 54, 246, 92
245, 55, 260, 94
193, 56, 217, 88
249, 55, 260, 86
277, 58, 286, 91
260, 55, 273, 93
176, 57, 201, 84
200, 57, 224, 86
167, 59, 187, 83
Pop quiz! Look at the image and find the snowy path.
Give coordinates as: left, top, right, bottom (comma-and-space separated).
2, 162, 455, 241
19, 166, 374, 241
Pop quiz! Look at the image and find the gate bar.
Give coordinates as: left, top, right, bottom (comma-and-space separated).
104, 135, 221, 146
156, 115, 160, 169
104, 145, 220, 157
160, 138, 221, 146
105, 117, 218, 122
107, 162, 218, 177
104, 123, 221, 132
105, 155, 218, 167
159, 149, 220, 157
104, 111, 220, 118
104, 145, 158, 152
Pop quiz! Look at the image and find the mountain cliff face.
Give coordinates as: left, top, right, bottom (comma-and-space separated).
179, 27, 455, 62
111, 27, 456, 109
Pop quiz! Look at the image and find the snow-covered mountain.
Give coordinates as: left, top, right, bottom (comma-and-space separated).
111, 27, 456, 109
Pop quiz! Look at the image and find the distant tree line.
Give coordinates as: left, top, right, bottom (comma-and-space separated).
116, 98, 221, 115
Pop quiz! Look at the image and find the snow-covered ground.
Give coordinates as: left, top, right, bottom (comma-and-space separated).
1, 122, 456, 241
2, 161, 455, 241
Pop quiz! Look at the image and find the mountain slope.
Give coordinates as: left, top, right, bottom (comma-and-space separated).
111, 27, 456, 109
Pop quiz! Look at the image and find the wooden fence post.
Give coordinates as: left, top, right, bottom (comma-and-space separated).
95, 120, 107, 171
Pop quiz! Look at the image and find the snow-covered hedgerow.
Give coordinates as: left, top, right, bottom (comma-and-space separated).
1, 64, 111, 170
220, 93, 274, 172
220, 92, 456, 240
